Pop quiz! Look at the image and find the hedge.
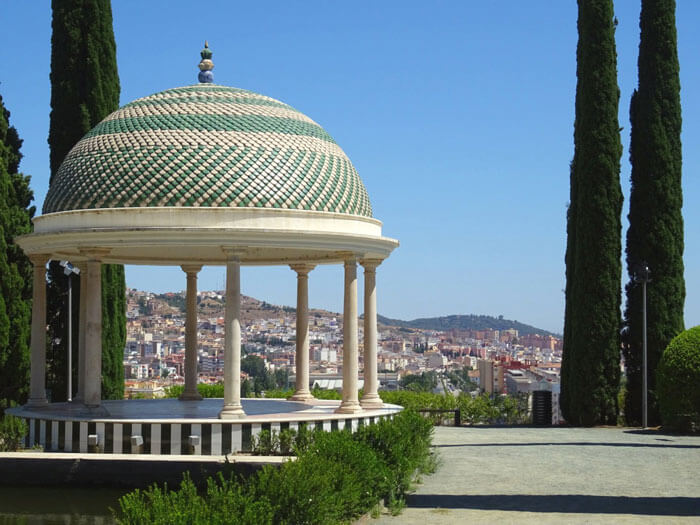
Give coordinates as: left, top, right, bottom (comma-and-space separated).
657, 325, 700, 432
115, 410, 434, 524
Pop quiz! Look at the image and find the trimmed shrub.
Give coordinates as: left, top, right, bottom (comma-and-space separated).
278, 428, 296, 455
292, 423, 317, 454
251, 431, 388, 524
0, 414, 27, 451
355, 411, 433, 505
117, 474, 273, 525
164, 383, 226, 399
251, 430, 280, 456
115, 410, 435, 524
657, 325, 700, 432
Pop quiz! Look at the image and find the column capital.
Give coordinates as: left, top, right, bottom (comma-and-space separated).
181, 264, 203, 274
290, 263, 316, 275
79, 247, 111, 261
360, 258, 383, 271
28, 254, 50, 266
344, 257, 359, 268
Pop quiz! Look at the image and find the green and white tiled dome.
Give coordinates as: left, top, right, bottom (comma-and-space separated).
43, 84, 372, 217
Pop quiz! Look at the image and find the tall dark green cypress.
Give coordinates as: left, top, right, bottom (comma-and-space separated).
561, 0, 623, 426
623, 0, 684, 426
0, 95, 35, 411
47, 0, 125, 400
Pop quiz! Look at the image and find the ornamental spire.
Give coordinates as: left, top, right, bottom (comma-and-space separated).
198, 41, 214, 83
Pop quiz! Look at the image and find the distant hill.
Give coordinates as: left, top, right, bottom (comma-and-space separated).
376, 313, 559, 337
135, 289, 558, 337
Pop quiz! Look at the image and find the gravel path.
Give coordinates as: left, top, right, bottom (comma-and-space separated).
369, 425, 700, 524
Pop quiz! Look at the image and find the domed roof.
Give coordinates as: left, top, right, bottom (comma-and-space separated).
43, 84, 372, 217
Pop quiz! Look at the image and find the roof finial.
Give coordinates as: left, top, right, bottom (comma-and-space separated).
198, 41, 214, 83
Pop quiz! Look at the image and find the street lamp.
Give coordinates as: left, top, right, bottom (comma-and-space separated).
60, 261, 80, 402
634, 262, 651, 429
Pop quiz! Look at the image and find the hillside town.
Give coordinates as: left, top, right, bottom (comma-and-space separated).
125, 288, 564, 415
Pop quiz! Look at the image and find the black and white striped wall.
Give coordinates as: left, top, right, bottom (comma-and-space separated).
21, 415, 395, 455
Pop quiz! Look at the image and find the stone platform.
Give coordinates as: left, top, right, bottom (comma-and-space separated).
9, 398, 401, 456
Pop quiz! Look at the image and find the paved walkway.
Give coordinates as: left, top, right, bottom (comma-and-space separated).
372, 426, 700, 524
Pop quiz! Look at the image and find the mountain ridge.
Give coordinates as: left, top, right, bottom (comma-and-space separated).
134, 289, 559, 337
377, 313, 560, 338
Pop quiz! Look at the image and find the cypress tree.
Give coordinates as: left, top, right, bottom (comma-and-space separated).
623, 0, 684, 426
0, 94, 35, 411
561, 0, 623, 426
47, 0, 125, 400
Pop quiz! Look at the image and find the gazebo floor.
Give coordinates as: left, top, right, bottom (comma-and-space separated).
8, 398, 401, 456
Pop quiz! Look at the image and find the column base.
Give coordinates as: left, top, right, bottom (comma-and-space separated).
219, 403, 246, 419
25, 397, 48, 408
288, 391, 315, 403
335, 400, 363, 414
360, 394, 384, 409
179, 391, 203, 401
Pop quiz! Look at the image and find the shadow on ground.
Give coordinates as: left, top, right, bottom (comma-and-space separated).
406, 494, 700, 516
435, 442, 700, 449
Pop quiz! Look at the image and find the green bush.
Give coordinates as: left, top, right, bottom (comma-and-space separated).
0, 414, 27, 451
259, 387, 293, 399
251, 430, 280, 456
278, 428, 296, 455
117, 474, 273, 525
380, 390, 456, 412
355, 411, 433, 505
164, 382, 248, 399
657, 325, 700, 432
292, 423, 317, 454
309, 387, 343, 400
380, 390, 529, 425
251, 431, 388, 524
115, 410, 434, 524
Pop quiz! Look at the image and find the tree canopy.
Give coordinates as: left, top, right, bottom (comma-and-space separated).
0, 94, 35, 411
561, 0, 623, 426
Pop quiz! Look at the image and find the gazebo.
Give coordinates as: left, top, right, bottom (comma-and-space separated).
11, 45, 399, 454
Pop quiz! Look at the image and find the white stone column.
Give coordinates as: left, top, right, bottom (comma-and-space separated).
219, 251, 245, 419
180, 265, 203, 401
27, 254, 49, 407
83, 258, 103, 407
360, 259, 383, 408
74, 262, 87, 403
336, 258, 362, 414
289, 264, 315, 402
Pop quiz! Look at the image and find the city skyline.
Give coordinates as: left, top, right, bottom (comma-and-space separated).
1, 1, 699, 334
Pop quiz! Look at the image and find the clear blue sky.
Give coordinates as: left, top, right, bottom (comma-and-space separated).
1, 1, 698, 334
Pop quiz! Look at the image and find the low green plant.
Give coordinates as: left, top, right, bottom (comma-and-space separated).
259, 387, 293, 399
292, 423, 317, 453
657, 325, 700, 432
163, 383, 228, 399
355, 410, 433, 509
0, 413, 27, 451
278, 428, 296, 455
114, 410, 435, 524
251, 430, 280, 456
310, 387, 343, 400
116, 473, 272, 525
